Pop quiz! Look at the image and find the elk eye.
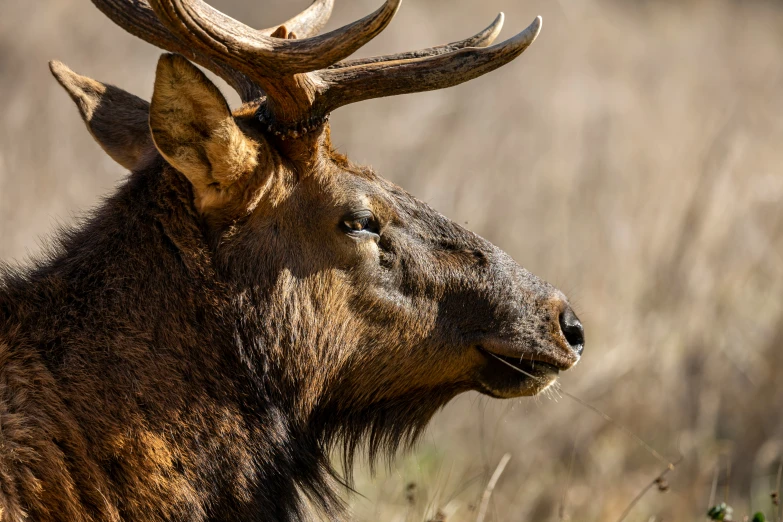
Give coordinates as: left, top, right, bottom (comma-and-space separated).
346, 218, 369, 231
342, 212, 379, 237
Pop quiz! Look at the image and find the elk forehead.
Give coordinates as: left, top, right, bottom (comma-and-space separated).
315, 169, 400, 222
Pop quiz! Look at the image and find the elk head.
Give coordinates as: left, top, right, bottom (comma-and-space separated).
52, 0, 584, 468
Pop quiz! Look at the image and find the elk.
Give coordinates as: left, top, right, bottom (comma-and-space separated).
0, 0, 585, 520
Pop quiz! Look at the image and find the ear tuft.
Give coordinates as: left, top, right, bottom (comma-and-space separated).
50, 60, 104, 121
50, 61, 154, 171
150, 54, 259, 210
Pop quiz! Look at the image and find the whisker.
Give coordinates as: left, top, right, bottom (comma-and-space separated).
483, 351, 675, 468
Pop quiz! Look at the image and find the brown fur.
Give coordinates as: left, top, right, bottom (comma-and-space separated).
0, 54, 582, 521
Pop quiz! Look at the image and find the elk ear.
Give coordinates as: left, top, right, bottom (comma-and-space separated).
149, 54, 259, 211
49, 61, 154, 171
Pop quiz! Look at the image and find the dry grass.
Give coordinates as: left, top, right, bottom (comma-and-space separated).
2, 0, 783, 520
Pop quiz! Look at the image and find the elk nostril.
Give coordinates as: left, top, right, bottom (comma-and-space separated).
558, 307, 585, 356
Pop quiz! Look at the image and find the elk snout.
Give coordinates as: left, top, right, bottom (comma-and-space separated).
558, 306, 585, 356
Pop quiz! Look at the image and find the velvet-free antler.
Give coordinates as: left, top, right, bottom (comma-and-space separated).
91, 0, 541, 137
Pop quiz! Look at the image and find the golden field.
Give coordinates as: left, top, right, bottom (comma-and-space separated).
1, 0, 782, 520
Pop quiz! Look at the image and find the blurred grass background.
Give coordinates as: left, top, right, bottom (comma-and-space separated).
2, 0, 783, 520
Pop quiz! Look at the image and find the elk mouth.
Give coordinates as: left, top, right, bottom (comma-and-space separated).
475, 346, 564, 399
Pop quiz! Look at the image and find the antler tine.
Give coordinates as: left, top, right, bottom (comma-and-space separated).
91, 1, 541, 136
148, 0, 401, 77
260, 0, 335, 39
318, 16, 542, 114
90, 0, 262, 101
330, 13, 505, 69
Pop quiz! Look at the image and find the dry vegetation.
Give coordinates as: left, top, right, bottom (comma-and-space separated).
2, 0, 783, 520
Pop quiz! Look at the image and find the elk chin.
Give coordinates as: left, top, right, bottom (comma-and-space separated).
474, 347, 560, 399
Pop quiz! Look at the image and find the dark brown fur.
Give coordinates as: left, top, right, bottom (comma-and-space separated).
0, 55, 582, 521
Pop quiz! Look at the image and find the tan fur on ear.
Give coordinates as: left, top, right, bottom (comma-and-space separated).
50, 61, 154, 171
149, 54, 259, 210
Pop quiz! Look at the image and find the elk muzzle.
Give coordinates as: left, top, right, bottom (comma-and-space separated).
471, 268, 584, 398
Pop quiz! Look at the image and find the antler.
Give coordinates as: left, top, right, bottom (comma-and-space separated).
92, 0, 541, 137
319, 17, 541, 114
258, 0, 335, 38
328, 13, 505, 69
